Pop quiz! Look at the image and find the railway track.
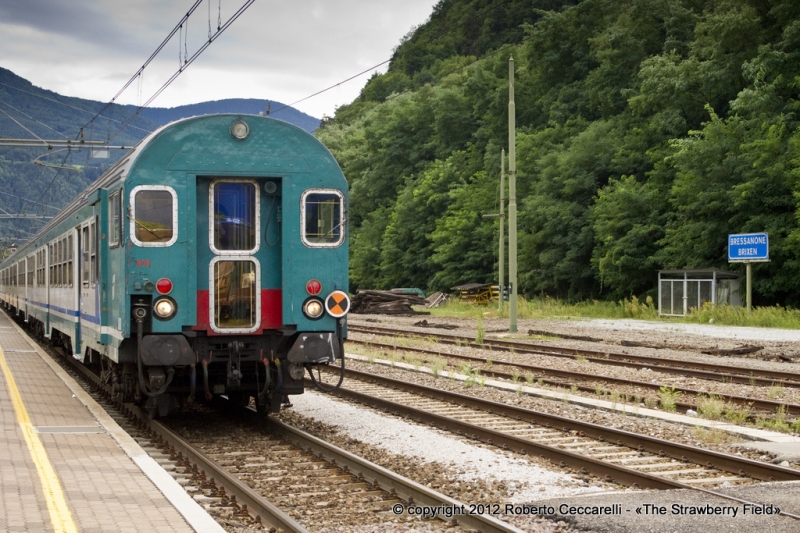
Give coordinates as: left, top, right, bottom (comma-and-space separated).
348, 323, 800, 387
328, 366, 800, 521
40, 336, 525, 533
346, 337, 800, 418
348, 324, 800, 417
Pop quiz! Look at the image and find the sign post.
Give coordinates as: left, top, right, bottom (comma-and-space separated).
728, 232, 769, 312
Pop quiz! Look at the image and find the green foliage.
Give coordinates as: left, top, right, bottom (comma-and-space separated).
696, 393, 725, 420
475, 316, 485, 343
619, 295, 658, 319
591, 176, 666, 298
658, 386, 681, 412
686, 302, 800, 329
317, 0, 800, 307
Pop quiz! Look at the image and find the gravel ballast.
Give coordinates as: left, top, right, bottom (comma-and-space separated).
278, 314, 800, 532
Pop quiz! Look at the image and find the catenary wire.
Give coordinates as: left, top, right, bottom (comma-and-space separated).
270, 0, 513, 115
0, 99, 69, 140
103, 0, 254, 144
273, 0, 615, 117
0, 82, 153, 135
80, 0, 205, 131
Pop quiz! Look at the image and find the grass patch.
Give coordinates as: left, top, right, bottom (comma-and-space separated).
685, 303, 800, 329
723, 402, 751, 425
696, 393, 725, 420
427, 356, 448, 378
475, 316, 486, 344
768, 383, 785, 400
461, 363, 485, 387
658, 386, 682, 411
424, 294, 800, 329
692, 426, 737, 445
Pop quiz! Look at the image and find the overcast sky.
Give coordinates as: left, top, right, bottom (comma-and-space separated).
0, 0, 440, 120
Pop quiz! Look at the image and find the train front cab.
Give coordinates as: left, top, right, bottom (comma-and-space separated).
121, 115, 349, 417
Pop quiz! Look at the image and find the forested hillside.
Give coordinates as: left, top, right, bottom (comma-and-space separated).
317, 0, 800, 306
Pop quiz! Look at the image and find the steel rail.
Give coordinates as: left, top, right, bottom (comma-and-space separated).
53, 338, 523, 532
269, 416, 526, 533
330, 368, 800, 521
349, 324, 800, 387
59, 349, 310, 533
347, 338, 800, 416
137, 411, 309, 533
334, 368, 800, 485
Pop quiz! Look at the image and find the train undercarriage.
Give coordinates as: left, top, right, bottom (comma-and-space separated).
10, 305, 344, 418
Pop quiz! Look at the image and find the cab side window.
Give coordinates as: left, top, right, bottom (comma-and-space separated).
301, 189, 344, 247
130, 186, 177, 247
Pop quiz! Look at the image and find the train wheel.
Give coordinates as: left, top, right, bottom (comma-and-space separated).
255, 397, 269, 416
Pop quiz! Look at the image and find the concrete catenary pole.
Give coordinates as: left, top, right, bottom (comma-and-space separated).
499, 149, 505, 313
508, 56, 518, 332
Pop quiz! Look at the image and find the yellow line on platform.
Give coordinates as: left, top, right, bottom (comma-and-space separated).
0, 346, 78, 533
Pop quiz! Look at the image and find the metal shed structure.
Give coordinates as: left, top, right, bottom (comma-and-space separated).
658, 269, 742, 317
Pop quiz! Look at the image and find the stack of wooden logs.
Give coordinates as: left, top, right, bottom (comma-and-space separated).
350, 290, 429, 315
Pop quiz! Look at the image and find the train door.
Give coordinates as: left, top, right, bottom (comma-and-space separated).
78, 220, 97, 359
205, 179, 261, 333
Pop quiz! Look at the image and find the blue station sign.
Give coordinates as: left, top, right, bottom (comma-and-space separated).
728, 232, 769, 262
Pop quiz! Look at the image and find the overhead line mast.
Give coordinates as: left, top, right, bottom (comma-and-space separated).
508, 56, 518, 333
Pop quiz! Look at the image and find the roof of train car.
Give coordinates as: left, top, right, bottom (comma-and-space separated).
0, 113, 338, 266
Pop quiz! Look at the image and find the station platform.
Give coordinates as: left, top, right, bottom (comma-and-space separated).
0, 310, 225, 533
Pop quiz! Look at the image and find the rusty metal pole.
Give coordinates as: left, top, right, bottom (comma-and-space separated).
499, 149, 505, 313
508, 56, 518, 333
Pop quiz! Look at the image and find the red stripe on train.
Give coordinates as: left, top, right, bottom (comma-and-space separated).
194, 289, 282, 335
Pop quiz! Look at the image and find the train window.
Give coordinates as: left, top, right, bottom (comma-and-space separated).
301, 189, 344, 247
37, 251, 42, 286
211, 181, 258, 253
130, 186, 177, 247
211, 259, 258, 331
109, 191, 122, 247
68, 235, 73, 287
90, 222, 96, 284
57, 239, 63, 286
82, 227, 90, 287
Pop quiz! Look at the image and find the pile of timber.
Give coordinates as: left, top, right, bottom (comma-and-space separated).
351, 290, 429, 315
425, 291, 449, 308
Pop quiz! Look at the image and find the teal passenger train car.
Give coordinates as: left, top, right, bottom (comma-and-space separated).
0, 114, 349, 416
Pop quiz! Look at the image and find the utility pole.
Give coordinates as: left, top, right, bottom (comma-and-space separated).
499, 149, 505, 313
508, 56, 518, 333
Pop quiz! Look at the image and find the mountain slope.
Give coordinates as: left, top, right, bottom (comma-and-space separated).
317, 0, 800, 306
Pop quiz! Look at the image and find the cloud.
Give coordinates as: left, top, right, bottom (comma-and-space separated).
0, 0, 437, 118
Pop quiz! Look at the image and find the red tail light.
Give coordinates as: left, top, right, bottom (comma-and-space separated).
306, 279, 322, 295
156, 278, 173, 294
